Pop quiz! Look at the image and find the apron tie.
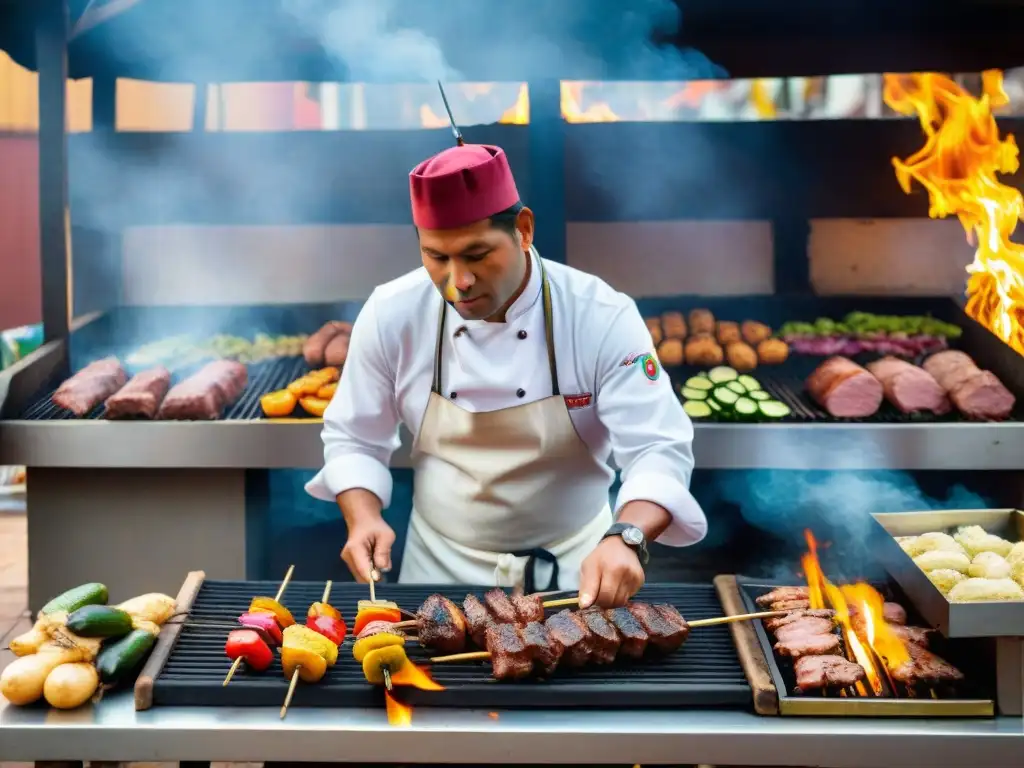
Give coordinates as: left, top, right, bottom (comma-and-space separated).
509, 547, 560, 593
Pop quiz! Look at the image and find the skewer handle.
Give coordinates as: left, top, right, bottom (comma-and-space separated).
382, 665, 393, 692
368, 570, 378, 603
273, 564, 296, 602
429, 651, 491, 663
542, 597, 579, 609
391, 620, 417, 631
222, 657, 243, 686
321, 580, 333, 603
689, 610, 788, 628
280, 666, 301, 719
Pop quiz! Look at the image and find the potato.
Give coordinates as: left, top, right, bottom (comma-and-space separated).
8, 624, 49, 657
927, 568, 967, 595
1006, 541, 1024, 568
118, 593, 176, 626
916, 531, 967, 556
948, 577, 1024, 603
0, 647, 82, 705
968, 551, 1012, 580
44, 663, 99, 710
953, 525, 1013, 558
913, 550, 970, 573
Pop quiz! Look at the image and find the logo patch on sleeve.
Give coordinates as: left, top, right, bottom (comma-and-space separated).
619, 351, 661, 381
564, 393, 593, 409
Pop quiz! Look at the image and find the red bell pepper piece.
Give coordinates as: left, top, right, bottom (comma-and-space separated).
238, 611, 283, 646
225, 629, 274, 672
353, 607, 402, 636
306, 614, 347, 646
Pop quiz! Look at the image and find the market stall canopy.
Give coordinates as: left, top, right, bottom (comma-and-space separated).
0, 0, 1023, 82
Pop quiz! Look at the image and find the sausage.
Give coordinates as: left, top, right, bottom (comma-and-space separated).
104, 367, 172, 419
323, 333, 350, 367
805, 356, 883, 418
302, 321, 352, 367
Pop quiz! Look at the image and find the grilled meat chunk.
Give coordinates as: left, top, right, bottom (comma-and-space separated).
774, 632, 842, 658
545, 610, 592, 667
104, 366, 171, 420
53, 357, 128, 416
890, 644, 964, 686
889, 625, 931, 648
484, 588, 519, 624
417, 594, 468, 655
764, 609, 836, 633
794, 655, 866, 692
463, 594, 493, 647
521, 621, 564, 676
485, 623, 533, 680
511, 592, 545, 624
604, 606, 648, 658
628, 602, 690, 653
579, 607, 621, 664
806, 356, 884, 418
849, 601, 907, 626
158, 360, 248, 420
772, 599, 812, 611
773, 617, 835, 642
756, 586, 810, 607
866, 356, 951, 415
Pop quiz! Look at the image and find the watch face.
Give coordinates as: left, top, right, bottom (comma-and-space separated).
623, 527, 644, 546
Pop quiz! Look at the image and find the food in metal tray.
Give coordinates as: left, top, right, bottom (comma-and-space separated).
947, 577, 1024, 602
926, 568, 967, 595
913, 550, 971, 573
900, 525, 1024, 599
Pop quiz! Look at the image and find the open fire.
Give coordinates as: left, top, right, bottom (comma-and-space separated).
884, 70, 1024, 355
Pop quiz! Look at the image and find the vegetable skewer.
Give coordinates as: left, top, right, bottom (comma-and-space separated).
280, 581, 341, 719
223, 564, 294, 686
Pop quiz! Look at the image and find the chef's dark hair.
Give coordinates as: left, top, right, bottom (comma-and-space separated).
488, 201, 525, 238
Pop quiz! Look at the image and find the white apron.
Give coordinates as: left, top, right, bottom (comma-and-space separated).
399, 253, 613, 592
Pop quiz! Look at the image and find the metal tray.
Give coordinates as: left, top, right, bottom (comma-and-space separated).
870, 509, 1024, 637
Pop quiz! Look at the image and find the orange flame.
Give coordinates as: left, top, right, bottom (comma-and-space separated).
385, 690, 413, 726
420, 83, 529, 128
391, 661, 445, 691
561, 82, 620, 124
884, 70, 1023, 354
500, 84, 530, 125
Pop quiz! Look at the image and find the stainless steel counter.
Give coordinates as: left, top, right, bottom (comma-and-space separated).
1, 693, 1021, 766
4, 419, 1024, 470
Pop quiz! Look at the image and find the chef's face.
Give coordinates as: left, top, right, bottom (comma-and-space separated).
419, 207, 535, 321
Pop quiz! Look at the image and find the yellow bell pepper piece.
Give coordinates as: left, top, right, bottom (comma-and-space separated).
316, 382, 338, 400
281, 645, 327, 683
307, 601, 342, 621
283, 624, 338, 667
310, 367, 340, 383
260, 389, 297, 418
299, 396, 330, 418
362, 645, 408, 686
352, 632, 405, 662
248, 597, 295, 628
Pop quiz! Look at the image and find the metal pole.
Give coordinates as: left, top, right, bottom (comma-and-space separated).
37, 0, 72, 342
526, 80, 566, 264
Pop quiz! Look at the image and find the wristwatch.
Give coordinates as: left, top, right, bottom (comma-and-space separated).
603, 523, 650, 566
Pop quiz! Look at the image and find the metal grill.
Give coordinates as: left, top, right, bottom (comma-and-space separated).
152, 581, 752, 709
16, 356, 312, 421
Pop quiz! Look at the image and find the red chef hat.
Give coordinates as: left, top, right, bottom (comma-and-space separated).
409, 144, 521, 230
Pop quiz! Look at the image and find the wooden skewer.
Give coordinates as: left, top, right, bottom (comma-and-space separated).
321, 580, 333, 604
224, 564, 295, 687
281, 669, 301, 719
368, 569, 378, 603
542, 597, 579, 609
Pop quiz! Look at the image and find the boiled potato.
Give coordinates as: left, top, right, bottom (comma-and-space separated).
913, 550, 970, 573
968, 551, 1012, 580
948, 577, 1024, 602
953, 525, 1013, 558
927, 568, 967, 595
43, 662, 99, 710
916, 532, 967, 556
1012, 561, 1024, 591
0, 646, 82, 705
1006, 541, 1024, 568
118, 593, 176, 626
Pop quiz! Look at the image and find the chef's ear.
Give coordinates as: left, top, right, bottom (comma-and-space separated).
515, 207, 535, 250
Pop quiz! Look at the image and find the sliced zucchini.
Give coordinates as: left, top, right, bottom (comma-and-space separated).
749, 390, 772, 402
726, 380, 747, 396
734, 397, 759, 418
707, 399, 722, 413
681, 387, 709, 401
683, 400, 713, 419
684, 376, 714, 391
758, 400, 792, 420
738, 375, 762, 392
712, 387, 739, 407
708, 366, 739, 384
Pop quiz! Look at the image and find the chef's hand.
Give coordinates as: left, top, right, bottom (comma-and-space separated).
578, 537, 645, 609
341, 516, 395, 583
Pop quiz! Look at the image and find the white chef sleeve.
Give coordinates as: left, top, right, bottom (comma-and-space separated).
595, 302, 707, 547
304, 293, 401, 508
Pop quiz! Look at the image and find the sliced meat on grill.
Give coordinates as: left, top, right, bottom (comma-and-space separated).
52, 357, 128, 416
628, 602, 690, 653
773, 617, 835, 642
103, 366, 171, 419
774, 632, 842, 658
889, 625, 932, 648
805, 356, 884, 418
578, 607, 621, 664
510, 592, 544, 624
772, 599, 811, 611
521, 621, 564, 676
416, 594, 467, 655
794, 655, 867, 692
848, 601, 907, 626
756, 586, 810, 607
157, 361, 248, 420
866, 356, 951, 415
923, 350, 1015, 420
889, 644, 964, 685
463, 594, 494, 648
484, 623, 533, 680
483, 588, 519, 625
545, 610, 592, 667
764, 609, 836, 633
604, 606, 648, 658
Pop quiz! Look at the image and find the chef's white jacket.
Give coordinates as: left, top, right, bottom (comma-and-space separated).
305, 258, 707, 547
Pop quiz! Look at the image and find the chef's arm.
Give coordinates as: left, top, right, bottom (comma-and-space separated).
595, 303, 708, 547
305, 292, 402, 512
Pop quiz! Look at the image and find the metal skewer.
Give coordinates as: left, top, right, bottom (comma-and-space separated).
437, 80, 465, 147
224, 564, 295, 686
280, 579, 335, 719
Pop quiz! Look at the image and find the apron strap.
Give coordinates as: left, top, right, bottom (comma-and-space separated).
509, 546, 560, 593
432, 247, 560, 397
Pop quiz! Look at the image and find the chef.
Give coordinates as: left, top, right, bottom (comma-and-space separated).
306, 142, 706, 608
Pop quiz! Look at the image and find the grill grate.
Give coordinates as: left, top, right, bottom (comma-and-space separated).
16, 357, 313, 421
152, 581, 752, 709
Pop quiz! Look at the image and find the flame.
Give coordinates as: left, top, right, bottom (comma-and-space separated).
420, 83, 529, 128
750, 80, 778, 119
499, 83, 530, 124
561, 82, 620, 124
884, 70, 1023, 354
800, 530, 910, 696
385, 690, 413, 727
391, 662, 445, 691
